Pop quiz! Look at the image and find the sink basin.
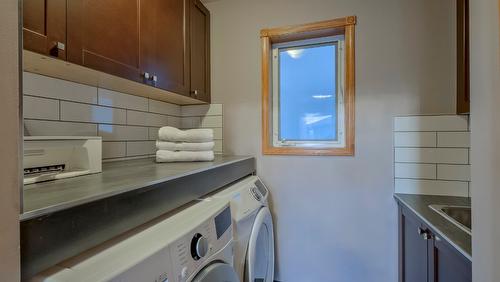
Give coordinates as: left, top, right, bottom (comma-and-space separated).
429, 205, 471, 235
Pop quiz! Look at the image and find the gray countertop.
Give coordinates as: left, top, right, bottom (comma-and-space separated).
394, 193, 471, 261
22, 155, 253, 221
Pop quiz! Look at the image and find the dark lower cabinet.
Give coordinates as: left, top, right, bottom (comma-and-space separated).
398, 205, 471, 282
429, 235, 472, 282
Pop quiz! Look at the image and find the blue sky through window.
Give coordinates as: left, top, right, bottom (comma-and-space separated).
279, 43, 337, 141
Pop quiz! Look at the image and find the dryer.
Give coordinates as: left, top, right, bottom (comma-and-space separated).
32, 198, 239, 282
203, 175, 274, 282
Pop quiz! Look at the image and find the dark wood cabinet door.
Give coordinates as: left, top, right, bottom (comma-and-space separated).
140, 0, 191, 95
399, 206, 429, 282
23, 0, 66, 59
67, 0, 142, 82
429, 234, 472, 282
189, 0, 210, 102
456, 0, 470, 114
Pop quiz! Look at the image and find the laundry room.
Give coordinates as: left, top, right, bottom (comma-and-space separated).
1, 0, 499, 281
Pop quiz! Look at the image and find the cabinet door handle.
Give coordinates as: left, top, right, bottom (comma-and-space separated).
49, 42, 65, 57
417, 227, 432, 240
191, 90, 199, 96
143, 72, 150, 80
152, 75, 158, 82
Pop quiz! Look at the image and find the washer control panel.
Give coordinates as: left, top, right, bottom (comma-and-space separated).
170, 205, 232, 282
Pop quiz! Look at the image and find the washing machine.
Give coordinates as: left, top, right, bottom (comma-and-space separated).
32, 198, 239, 282
203, 175, 274, 282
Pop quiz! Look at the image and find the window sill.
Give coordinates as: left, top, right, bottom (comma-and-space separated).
262, 145, 354, 156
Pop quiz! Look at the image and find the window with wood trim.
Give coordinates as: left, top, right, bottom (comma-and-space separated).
261, 16, 356, 156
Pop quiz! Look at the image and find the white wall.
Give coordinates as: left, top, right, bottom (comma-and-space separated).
0, 0, 20, 280
470, 0, 500, 281
205, 0, 456, 281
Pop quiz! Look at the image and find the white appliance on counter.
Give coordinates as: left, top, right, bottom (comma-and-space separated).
201, 175, 275, 282
32, 198, 239, 282
23, 136, 102, 185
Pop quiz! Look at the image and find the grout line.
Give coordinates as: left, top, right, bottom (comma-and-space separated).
394, 161, 470, 165
394, 146, 470, 149
393, 130, 470, 133
435, 163, 438, 179
394, 113, 470, 117
58, 99, 61, 121
395, 177, 470, 183
23, 94, 183, 118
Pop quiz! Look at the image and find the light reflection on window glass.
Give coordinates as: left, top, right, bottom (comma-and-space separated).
279, 44, 336, 141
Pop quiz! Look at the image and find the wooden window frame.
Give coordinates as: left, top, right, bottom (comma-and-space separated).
261, 16, 356, 156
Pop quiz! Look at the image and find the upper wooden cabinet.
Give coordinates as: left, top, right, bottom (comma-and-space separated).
140, 0, 191, 96
456, 0, 470, 114
66, 0, 142, 83
189, 0, 211, 102
22, 0, 211, 103
23, 0, 67, 60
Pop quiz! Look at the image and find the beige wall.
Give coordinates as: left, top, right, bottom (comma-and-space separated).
206, 0, 456, 280
0, 0, 21, 280
470, 0, 500, 281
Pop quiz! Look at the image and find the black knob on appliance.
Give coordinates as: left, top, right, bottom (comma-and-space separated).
190, 233, 208, 260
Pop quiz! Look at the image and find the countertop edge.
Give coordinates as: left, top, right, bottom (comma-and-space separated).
394, 193, 472, 261
21, 156, 255, 221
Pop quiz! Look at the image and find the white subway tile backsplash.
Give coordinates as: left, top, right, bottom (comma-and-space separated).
169, 116, 181, 128
23, 72, 97, 104
149, 128, 159, 140
127, 141, 155, 156
23, 72, 224, 159
23, 95, 59, 120
395, 148, 468, 164
437, 132, 470, 148
98, 88, 148, 111
394, 179, 468, 196
24, 120, 97, 136
394, 115, 468, 132
214, 140, 223, 152
394, 132, 436, 147
149, 100, 181, 116
127, 110, 169, 127
393, 114, 470, 197
395, 163, 436, 179
181, 117, 201, 128
98, 125, 149, 141
437, 165, 471, 181
102, 142, 126, 159
200, 116, 223, 128
181, 104, 223, 117
213, 128, 223, 140
61, 101, 126, 124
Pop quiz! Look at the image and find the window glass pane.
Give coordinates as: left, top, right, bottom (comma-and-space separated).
279, 44, 336, 141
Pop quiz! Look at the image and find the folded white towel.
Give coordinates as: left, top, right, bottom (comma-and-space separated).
156, 150, 215, 162
156, 141, 214, 152
158, 126, 213, 143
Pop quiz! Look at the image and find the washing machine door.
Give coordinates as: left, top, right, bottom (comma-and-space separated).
192, 262, 240, 282
246, 207, 274, 282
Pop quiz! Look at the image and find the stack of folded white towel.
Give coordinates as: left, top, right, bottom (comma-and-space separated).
156, 126, 215, 162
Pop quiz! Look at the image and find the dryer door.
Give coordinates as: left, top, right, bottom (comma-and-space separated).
192, 262, 240, 282
246, 207, 274, 282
